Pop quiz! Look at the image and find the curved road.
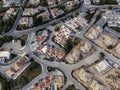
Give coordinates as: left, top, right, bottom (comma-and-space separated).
1, 1, 120, 90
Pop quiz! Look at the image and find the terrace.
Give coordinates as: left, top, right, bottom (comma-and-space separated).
94, 59, 112, 75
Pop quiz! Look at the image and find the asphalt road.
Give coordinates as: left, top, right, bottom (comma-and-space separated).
0, 2, 120, 90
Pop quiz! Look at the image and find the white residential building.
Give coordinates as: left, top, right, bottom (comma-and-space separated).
19, 17, 29, 26
0, 51, 10, 59
103, 11, 120, 27
19, 17, 33, 26
84, 0, 91, 5
65, 16, 87, 32
94, 59, 112, 75
0, 51, 10, 64
3, 0, 20, 7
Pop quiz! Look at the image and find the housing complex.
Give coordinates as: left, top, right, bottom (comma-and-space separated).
54, 25, 72, 47
31, 30, 65, 61
73, 59, 120, 90
29, 69, 65, 90
103, 10, 120, 27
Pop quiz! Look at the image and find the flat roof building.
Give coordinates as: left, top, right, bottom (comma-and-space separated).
93, 0, 100, 3
65, 16, 88, 32
19, 17, 33, 26
103, 10, 120, 27
94, 59, 112, 75
84, 0, 91, 5
3, 0, 20, 7
0, 51, 10, 59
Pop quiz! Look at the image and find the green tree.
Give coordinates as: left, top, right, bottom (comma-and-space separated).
20, 39, 26, 46
47, 66, 56, 72
0, 38, 4, 47
107, 45, 113, 49
33, 16, 43, 26
0, 35, 13, 47
3, 35, 13, 42
66, 85, 79, 90
0, 16, 3, 34
99, 52, 105, 58
55, 27, 59, 32
64, 39, 73, 53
